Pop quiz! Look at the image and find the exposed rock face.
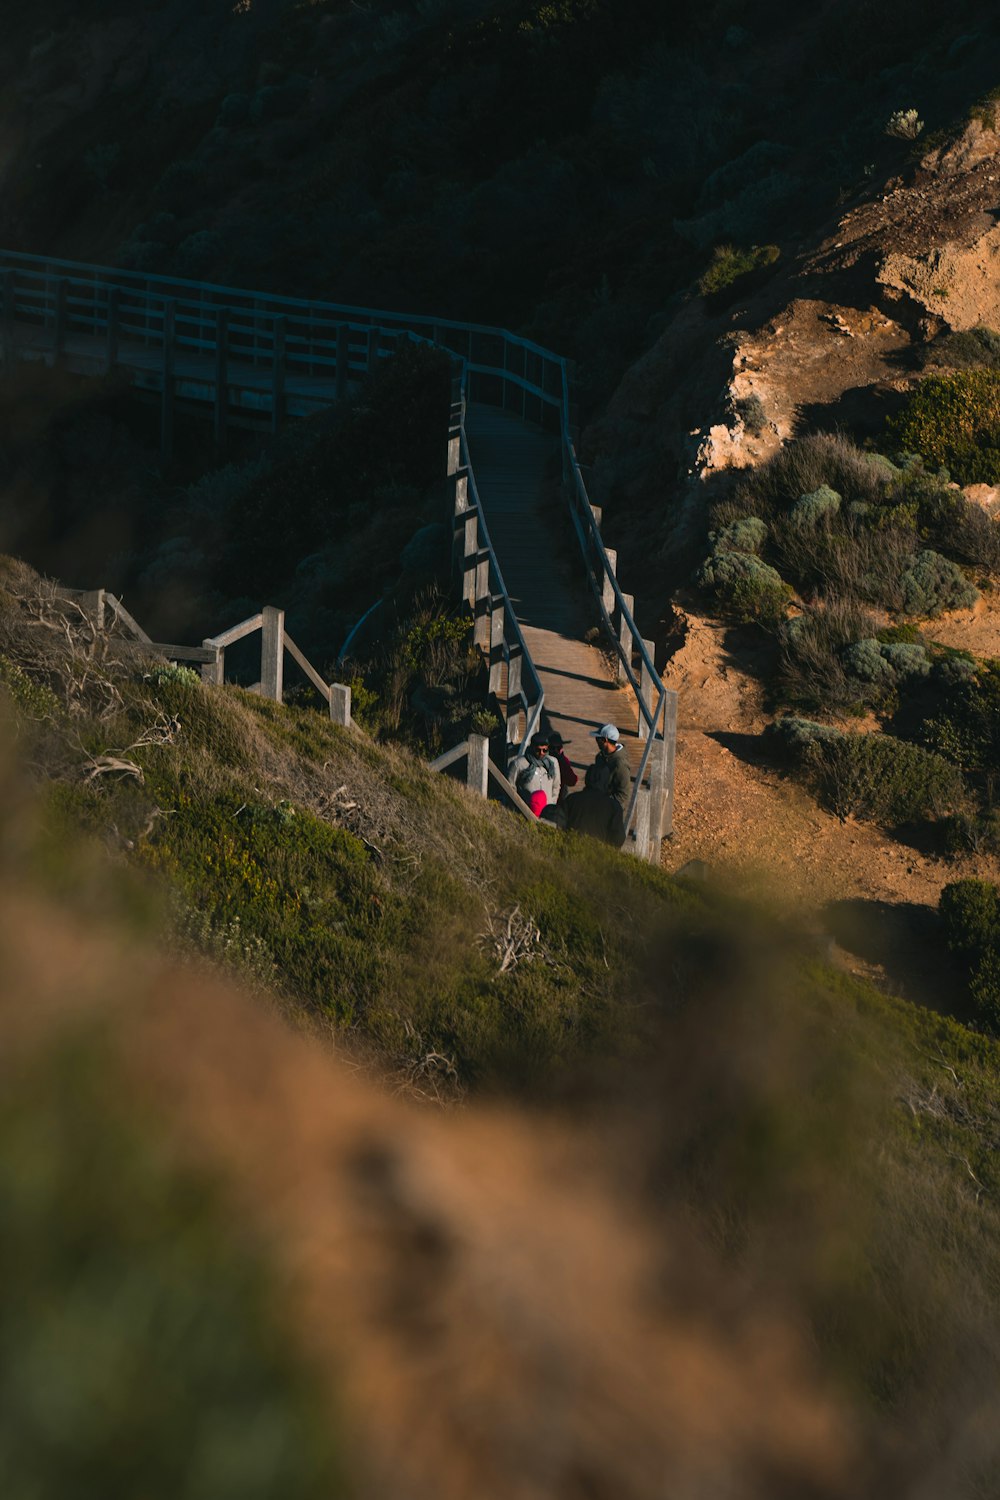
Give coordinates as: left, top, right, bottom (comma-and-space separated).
587, 120, 1000, 571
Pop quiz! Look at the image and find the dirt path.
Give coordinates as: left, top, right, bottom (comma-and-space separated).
659, 611, 999, 1006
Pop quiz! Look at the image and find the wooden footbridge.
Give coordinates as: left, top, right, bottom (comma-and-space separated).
0, 249, 675, 858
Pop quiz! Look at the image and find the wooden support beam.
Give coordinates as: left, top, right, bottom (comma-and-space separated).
260, 605, 284, 703
628, 785, 652, 862
660, 691, 678, 839
602, 549, 617, 617
616, 592, 634, 683
271, 315, 286, 436
489, 596, 505, 696
329, 683, 352, 728
462, 511, 478, 609
80, 589, 106, 631
467, 733, 489, 799
473, 553, 490, 650
201, 642, 224, 686
147, 642, 220, 664
366, 324, 379, 373
638, 639, 657, 742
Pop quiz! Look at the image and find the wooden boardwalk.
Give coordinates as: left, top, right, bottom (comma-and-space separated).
464, 404, 643, 784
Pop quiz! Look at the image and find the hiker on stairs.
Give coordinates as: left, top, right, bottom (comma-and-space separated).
547, 730, 578, 804
585, 723, 631, 812
509, 731, 561, 818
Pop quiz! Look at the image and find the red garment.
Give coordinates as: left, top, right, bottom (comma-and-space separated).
527, 788, 548, 818
555, 749, 578, 802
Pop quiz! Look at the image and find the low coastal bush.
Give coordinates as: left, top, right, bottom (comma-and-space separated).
697, 548, 790, 626
940, 879, 1000, 1032
887, 370, 1000, 484
776, 599, 881, 710
899, 549, 979, 616
770, 715, 963, 826
697, 242, 780, 297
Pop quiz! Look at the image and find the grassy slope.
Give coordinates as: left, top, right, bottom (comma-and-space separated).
3, 550, 1000, 1475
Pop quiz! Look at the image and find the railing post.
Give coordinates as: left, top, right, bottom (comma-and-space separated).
161, 299, 176, 463
271, 315, 286, 436
330, 682, 352, 727
467, 733, 489, 799
81, 588, 106, 631
629, 785, 652, 861
214, 307, 228, 457
52, 277, 68, 364
0, 269, 13, 370
660, 691, 677, 839
489, 595, 505, 696
336, 324, 348, 402
638, 640, 657, 742
261, 605, 284, 703
616, 592, 634, 683
106, 286, 119, 374
602, 549, 617, 617
366, 324, 380, 374
462, 508, 478, 609
474, 551, 491, 650
201, 642, 224, 686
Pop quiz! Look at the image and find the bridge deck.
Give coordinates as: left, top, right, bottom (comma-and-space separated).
464, 403, 641, 781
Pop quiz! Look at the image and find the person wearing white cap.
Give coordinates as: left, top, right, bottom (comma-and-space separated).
585, 722, 631, 812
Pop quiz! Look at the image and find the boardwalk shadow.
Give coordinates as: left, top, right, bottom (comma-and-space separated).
708, 730, 770, 766
822, 897, 966, 1018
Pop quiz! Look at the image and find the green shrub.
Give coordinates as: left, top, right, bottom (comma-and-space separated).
800, 732, 963, 825
970, 947, 1000, 1032
710, 516, 768, 555
697, 549, 790, 626
147, 663, 201, 690
776, 599, 881, 710
939, 879, 1000, 956
922, 326, 1000, 372
766, 715, 842, 756
880, 642, 931, 679
735, 394, 767, 436
789, 485, 842, 528
916, 660, 1000, 769
887, 370, 1000, 484
696, 242, 780, 296
731, 433, 892, 520
0, 653, 60, 719
899, 550, 979, 616
1, 1033, 346, 1500
841, 638, 898, 691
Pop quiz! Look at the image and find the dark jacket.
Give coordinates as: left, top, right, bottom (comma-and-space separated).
585, 744, 631, 811
562, 785, 627, 848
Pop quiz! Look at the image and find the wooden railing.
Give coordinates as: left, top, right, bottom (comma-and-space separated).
7, 248, 675, 857
447, 373, 545, 755
71, 590, 353, 725
429, 734, 554, 828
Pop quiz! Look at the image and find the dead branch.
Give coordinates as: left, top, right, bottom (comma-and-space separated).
480, 901, 542, 974
84, 756, 144, 784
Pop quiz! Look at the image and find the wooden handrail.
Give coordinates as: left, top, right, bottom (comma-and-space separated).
204, 613, 264, 649
11, 248, 675, 855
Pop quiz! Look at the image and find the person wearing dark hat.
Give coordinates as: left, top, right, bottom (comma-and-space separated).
585, 722, 631, 812
508, 730, 561, 817
546, 730, 578, 805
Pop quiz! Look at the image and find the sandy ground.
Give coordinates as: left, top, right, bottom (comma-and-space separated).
659, 609, 999, 1007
